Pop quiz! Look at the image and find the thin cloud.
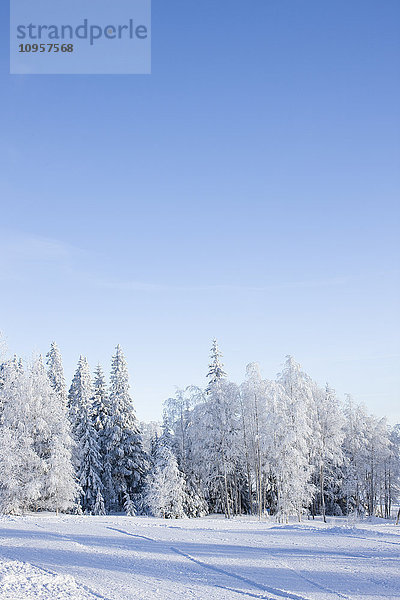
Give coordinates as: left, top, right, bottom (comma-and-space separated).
0, 232, 81, 281
0, 231, 349, 292
92, 276, 349, 293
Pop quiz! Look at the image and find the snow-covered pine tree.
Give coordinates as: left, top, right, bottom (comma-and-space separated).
46, 342, 68, 408
92, 364, 110, 441
103, 345, 147, 512
68, 356, 104, 514
123, 492, 136, 516
191, 343, 241, 518
206, 339, 227, 392
93, 488, 106, 516
145, 429, 187, 518
91, 364, 113, 504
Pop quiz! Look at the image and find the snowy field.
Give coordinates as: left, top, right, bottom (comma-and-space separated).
0, 515, 399, 600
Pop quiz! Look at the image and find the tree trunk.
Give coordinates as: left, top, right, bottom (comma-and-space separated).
320, 464, 326, 523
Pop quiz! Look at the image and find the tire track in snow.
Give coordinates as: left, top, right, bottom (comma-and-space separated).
107, 527, 313, 600
268, 555, 351, 600
267, 529, 400, 600
343, 534, 400, 547
323, 535, 400, 597
323, 530, 400, 597
171, 545, 311, 600
214, 584, 289, 600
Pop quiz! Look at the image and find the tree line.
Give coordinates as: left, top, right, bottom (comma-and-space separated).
0, 339, 398, 520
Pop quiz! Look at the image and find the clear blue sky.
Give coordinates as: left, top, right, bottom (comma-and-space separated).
1, 1, 399, 423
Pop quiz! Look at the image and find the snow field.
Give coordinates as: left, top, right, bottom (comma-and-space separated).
0, 559, 97, 600
1, 514, 399, 600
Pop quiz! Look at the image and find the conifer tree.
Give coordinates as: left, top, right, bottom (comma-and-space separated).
68, 356, 103, 513
93, 488, 106, 516
92, 364, 112, 503
92, 364, 110, 442
190, 343, 241, 518
46, 342, 68, 407
123, 492, 136, 516
103, 345, 147, 511
206, 339, 227, 391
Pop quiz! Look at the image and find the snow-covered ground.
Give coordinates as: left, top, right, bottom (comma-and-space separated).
0, 514, 399, 600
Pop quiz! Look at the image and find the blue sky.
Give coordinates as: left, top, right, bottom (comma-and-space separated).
1, 0, 399, 423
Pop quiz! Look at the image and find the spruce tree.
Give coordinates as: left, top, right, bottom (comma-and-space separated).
92, 364, 110, 442
68, 356, 103, 513
103, 345, 147, 512
206, 339, 226, 391
46, 342, 68, 408
93, 488, 106, 516
91, 364, 113, 503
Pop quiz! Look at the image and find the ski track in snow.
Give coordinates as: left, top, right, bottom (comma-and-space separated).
108, 526, 312, 600
1, 515, 399, 600
170, 545, 312, 600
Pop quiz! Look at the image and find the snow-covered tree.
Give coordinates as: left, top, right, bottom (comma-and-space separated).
191, 366, 241, 518
163, 385, 204, 472
103, 345, 147, 512
390, 425, 400, 520
91, 364, 112, 502
206, 339, 227, 391
68, 356, 103, 513
274, 356, 315, 521
312, 383, 344, 521
93, 488, 106, 516
42, 344, 79, 512
30, 357, 78, 512
163, 387, 208, 517
239, 363, 269, 518
0, 361, 42, 513
0, 355, 78, 514
92, 364, 110, 441
140, 421, 163, 454
145, 432, 187, 518
123, 492, 136, 516
46, 342, 68, 408
2, 333, 398, 523
364, 415, 391, 517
